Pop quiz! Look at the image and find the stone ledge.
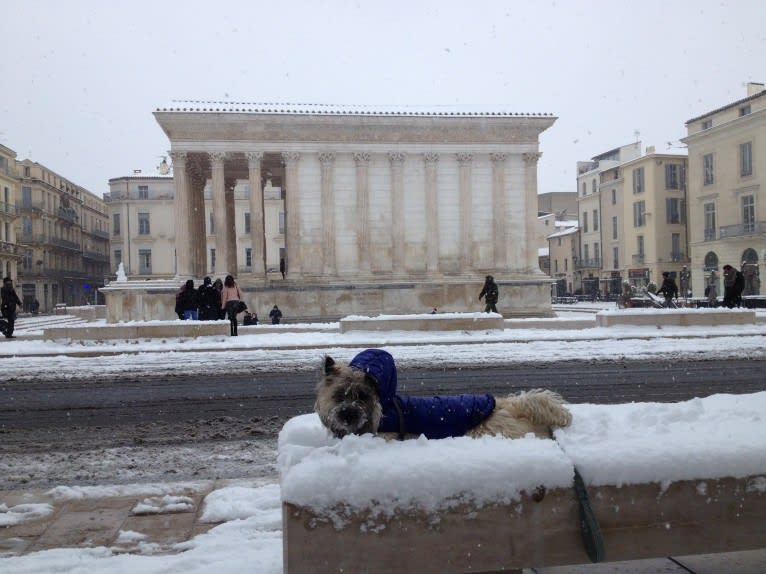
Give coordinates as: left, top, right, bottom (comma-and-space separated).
44, 322, 230, 340
596, 308, 756, 328
339, 313, 504, 333
283, 476, 765, 574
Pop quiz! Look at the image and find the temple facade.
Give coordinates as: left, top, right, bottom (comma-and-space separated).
118, 102, 557, 320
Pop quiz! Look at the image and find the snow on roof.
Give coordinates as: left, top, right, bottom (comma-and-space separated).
278, 391, 766, 527
547, 226, 579, 239
155, 100, 555, 118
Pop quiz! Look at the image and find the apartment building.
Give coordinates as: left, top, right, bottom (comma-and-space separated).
0, 144, 22, 279
547, 224, 579, 298
105, 173, 285, 280
13, 160, 110, 310
576, 143, 641, 295
683, 82, 765, 296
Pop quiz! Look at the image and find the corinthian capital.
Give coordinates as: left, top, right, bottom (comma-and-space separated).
423, 152, 440, 163
456, 152, 473, 164
168, 151, 187, 166
209, 151, 227, 166
318, 151, 336, 165
388, 152, 405, 164
353, 152, 371, 164
245, 151, 264, 168
523, 152, 542, 166
281, 151, 301, 165
489, 152, 508, 163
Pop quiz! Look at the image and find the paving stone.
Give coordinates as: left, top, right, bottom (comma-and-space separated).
29, 507, 128, 550
0, 536, 35, 557
673, 549, 766, 574
530, 558, 688, 573
120, 512, 196, 545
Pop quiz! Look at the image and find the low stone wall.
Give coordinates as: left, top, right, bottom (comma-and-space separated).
44, 321, 229, 340
339, 313, 504, 332
596, 308, 756, 327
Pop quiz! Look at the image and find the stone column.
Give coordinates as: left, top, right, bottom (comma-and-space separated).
424, 152, 440, 274
490, 153, 508, 271
388, 152, 405, 275
319, 152, 336, 276
170, 151, 192, 278
354, 152, 371, 274
210, 152, 230, 278
185, 153, 208, 278
246, 152, 266, 278
225, 177, 237, 276
456, 153, 473, 272
282, 152, 301, 277
523, 152, 543, 274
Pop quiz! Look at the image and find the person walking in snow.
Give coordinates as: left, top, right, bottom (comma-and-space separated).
656, 272, 678, 308
269, 305, 283, 325
722, 264, 744, 308
198, 276, 222, 321
1, 276, 22, 339
176, 279, 200, 320
221, 275, 244, 336
478, 275, 499, 313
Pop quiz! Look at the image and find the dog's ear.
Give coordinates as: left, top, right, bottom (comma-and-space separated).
364, 373, 379, 388
324, 355, 336, 375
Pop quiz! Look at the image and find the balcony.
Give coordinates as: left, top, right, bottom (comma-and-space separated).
632, 254, 645, 264
0, 201, 17, 216
575, 258, 601, 270
0, 241, 23, 258
704, 228, 716, 241
83, 250, 110, 263
670, 252, 686, 262
92, 228, 110, 239
719, 221, 766, 239
50, 237, 81, 252
16, 200, 45, 213
18, 233, 48, 245
58, 206, 78, 224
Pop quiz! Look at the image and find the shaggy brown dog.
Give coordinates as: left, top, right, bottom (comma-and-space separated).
316, 350, 572, 440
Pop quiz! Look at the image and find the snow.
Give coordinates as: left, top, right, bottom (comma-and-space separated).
1, 305, 765, 572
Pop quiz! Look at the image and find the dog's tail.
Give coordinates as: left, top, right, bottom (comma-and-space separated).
511, 389, 573, 428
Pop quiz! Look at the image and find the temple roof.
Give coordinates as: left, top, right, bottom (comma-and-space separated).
156, 100, 554, 118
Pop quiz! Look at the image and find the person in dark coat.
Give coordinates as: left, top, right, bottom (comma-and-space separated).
478, 275, 499, 313
279, 257, 286, 279
269, 305, 283, 325
656, 272, 679, 307
1, 277, 23, 339
175, 279, 199, 320
722, 264, 745, 308
198, 276, 222, 321
212, 278, 226, 319
349, 349, 496, 439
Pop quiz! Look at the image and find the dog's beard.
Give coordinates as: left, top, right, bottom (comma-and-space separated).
327, 402, 370, 438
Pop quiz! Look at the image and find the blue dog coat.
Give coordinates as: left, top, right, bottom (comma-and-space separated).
349, 349, 496, 439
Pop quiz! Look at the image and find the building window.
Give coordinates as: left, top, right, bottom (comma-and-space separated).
611, 189, 616, 205
665, 164, 680, 189
594, 242, 600, 263
632, 167, 644, 194
671, 234, 681, 261
557, 238, 561, 247
739, 104, 751, 116
584, 244, 590, 262
704, 202, 716, 241
138, 212, 150, 235
245, 247, 252, 268
114, 249, 122, 266
24, 166, 30, 177
138, 249, 152, 274
113, 213, 120, 235
591, 179, 596, 194
592, 209, 599, 231
279, 211, 285, 234
210, 248, 216, 272
209, 212, 215, 234
554, 260, 558, 273
22, 216, 32, 237
581, 182, 586, 196
666, 198, 686, 224
564, 258, 568, 271
740, 142, 753, 177
637, 236, 644, 257
613, 247, 619, 269
138, 185, 149, 199
703, 153, 714, 185
612, 216, 618, 240
702, 119, 712, 130
582, 211, 588, 233
633, 200, 646, 227
742, 195, 755, 233
245, 212, 251, 234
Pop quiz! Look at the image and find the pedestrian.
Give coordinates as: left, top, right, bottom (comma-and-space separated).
175, 279, 199, 320
269, 304, 283, 325
32, 298, 40, 315
221, 275, 244, 336
1, 276, 22, 339
656, 272, 678, 308
722, 264, 745, 308
212, 278, 225, 319
279, 257, 286, 280
243, 311, 258, 326
706, 271, 718, 307
478, 275, 499, 313
198, 276, 222, 321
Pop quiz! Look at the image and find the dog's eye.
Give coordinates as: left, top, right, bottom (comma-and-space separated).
356, 390, 369, 401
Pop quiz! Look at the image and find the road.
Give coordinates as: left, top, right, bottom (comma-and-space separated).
1, 357, 764, 490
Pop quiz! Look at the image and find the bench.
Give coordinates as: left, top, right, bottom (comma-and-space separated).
279, 392, 766, 573
53, 303, 68, 315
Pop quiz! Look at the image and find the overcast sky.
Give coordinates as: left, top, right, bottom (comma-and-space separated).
2, 0, 764, 197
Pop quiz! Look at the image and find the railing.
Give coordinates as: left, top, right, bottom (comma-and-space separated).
704, 228, 716, 241
16, 200, 45, 212
632, 254, 645, 264
670, 252, 686, 262
82, 250, 110, 262
0, 240, 24, 257
18, 233, 48, 244
0, 201, 16, 216
719, 221, 766, 238
58, 207, 78, 223
575, 258, 601, 270
49, 237, 81, 251
91, 228, 110, 239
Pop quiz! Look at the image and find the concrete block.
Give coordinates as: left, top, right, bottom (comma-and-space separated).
339, 313, 504, 332
595, 309, 755, 328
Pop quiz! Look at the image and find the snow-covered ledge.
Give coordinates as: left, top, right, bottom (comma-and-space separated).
596, 307, 755, 327
339, 312, 504, 332
279, 393, 766, 573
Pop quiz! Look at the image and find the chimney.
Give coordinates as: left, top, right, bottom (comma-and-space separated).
747, 82, 765, 97
646, 145, 655, 155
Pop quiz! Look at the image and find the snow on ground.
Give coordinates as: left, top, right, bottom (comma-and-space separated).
1, 306, 765, 572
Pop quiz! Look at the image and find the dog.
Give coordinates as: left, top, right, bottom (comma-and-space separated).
316, 349, 572, 440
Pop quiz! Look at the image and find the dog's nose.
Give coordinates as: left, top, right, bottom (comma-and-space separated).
338, 405, 360, 425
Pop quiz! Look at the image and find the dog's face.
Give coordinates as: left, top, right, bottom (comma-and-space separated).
315, 356, 382, 438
